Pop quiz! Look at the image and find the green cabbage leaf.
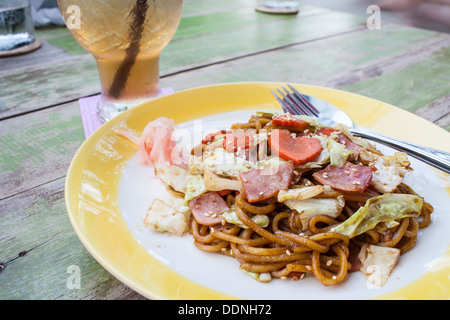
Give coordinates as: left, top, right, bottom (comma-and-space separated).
334, 194, 423, 238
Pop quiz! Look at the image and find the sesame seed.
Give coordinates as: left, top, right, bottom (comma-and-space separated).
344, 170, 350, 175
281, 276, 287, 280
300, 273, 305, 280
322, 173, 328, 178
306, 265, 312, 271
326, 260, 332, 266
332, 275, 337, 280
352, 168, 359, 173
259, 191, 264, 195
293, 171, 299, 176
285, 250, 291, 256
211, 213, 217, 218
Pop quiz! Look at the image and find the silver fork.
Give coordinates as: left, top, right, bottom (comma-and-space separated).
272, 84, 450, 174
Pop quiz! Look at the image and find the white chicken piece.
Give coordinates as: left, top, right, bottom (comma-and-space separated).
144, 198, 188, 236
370, 152, 411, 193
167, 189, 191, 221
203, 170, 242, 192
154, 162, 192, 193
358, 244, 401, 287
189, 147, 253, 178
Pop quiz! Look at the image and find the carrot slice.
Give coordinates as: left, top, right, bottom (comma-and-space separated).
269, 129, 322, 165
272, 114, 309, 129
315, 127, 338, 136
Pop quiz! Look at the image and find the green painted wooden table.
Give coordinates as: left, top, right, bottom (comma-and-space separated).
0, 0, 449, 300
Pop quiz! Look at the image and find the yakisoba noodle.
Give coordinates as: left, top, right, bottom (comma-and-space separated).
188, 113, 433, 286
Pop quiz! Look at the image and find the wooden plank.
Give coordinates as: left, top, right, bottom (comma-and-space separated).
0, 39, 76, 74
0, 101, 84, 199
1, 5, 448, 300
340, 43, 450, 114
161, 23, 445, 87
0, 6, 366, 119
2, 24, 449, 199
0, 177, 145, 300
161, 23, 450, 124
415, 94, 450, 131
1, 1, 448, 301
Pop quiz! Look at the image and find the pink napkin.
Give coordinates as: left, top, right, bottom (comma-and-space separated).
79, 88, 175, 138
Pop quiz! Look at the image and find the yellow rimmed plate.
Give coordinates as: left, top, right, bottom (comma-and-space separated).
65, 82, 450, 300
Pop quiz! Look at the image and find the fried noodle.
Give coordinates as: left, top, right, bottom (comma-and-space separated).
188, 113, 433, 286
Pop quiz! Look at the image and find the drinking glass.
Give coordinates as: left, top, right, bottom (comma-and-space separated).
0, 0, 36, 53
57, 0, 184, 122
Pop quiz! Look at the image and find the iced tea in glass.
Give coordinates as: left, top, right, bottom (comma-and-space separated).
57, 0, 183, 122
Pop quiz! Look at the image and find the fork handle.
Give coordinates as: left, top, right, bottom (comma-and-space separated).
350, 126, 450, 175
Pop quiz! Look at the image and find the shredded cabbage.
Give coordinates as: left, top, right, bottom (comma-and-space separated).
334, 194, 423, 238
240, 268, 272, 283
184, 175, 207, 205
284, 196, 345, 230
327, 138, 353, 167
222, 205, 269, 229
277, 185, 324, 202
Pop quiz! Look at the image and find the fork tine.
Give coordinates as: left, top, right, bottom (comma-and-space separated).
281, 86, 314, 116
271, 90, 296, 115
276, 88, 307, 116
287, 84, 320, 117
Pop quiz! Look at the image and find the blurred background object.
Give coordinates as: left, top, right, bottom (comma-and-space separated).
0, 0, 40, 56
24, 0, 450, 33
30, 0, 64, 27
255, 0, 300, 14
301, 0, 450, 33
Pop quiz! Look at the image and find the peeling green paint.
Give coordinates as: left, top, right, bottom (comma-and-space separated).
342, 46, 450, 113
